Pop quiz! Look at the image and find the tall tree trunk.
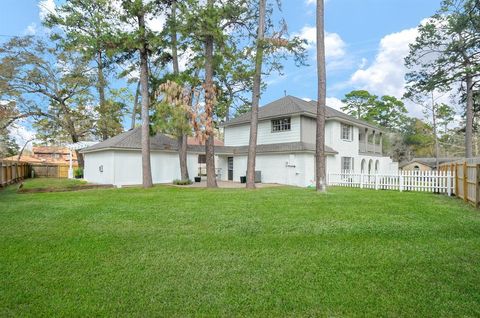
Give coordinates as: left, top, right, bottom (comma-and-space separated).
171, 0, 189, 181
138, 12, 153, 188
97, 51, 108, 140
466, 74, 474, 158
315, 0, 327, 192
246, 0, 266, 189
178, 135, 189, 180
131, 81, 140, 130
205, 31, 217, 188
171, 0, 180, 75
432, 95, 439, 170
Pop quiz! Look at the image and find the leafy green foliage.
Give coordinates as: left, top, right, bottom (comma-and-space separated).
341, 90, 408, 131
172, 179, 193, 185
0, 36, 95, 148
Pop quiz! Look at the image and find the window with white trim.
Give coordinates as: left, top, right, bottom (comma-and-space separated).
271, 117, 291, 132
341, 124, 353, 141
341, 157, 354, 172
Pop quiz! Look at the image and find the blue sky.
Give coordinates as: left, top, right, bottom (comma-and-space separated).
0, 0, 442, 142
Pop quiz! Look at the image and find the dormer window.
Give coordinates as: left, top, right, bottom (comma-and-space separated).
341, 124, 353, 141
272, 117, 291, 132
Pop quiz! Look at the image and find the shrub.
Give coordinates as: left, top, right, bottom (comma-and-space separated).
74, 167, 84, 179
173, 179, 192, 185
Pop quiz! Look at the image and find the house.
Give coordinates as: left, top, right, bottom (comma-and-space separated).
81, 96, 398, 187
400, 158, 458, 171
3, 146, 78, 165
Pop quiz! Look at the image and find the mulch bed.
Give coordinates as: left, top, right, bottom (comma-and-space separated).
18, 184, 114, 194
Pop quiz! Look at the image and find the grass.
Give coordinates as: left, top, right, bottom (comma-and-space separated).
19, 177, 87, 191
1, 179, 480, 317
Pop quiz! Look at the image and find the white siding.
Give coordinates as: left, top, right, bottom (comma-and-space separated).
224, 116, 301, 146
84, 150, 199, 186
84, 151, 115, 185
226, 153, 314, 187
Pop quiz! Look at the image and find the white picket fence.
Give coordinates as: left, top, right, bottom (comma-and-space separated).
327, 171, 454, 195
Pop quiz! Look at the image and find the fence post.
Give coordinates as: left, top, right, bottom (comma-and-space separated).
476, 164, 480, 208
374, 173, 378, 190
399, 171, 404, 192
455, 163, 459, 197
463, 161, 468, 202
360, 173, 363, 189
447, 171, 452, 196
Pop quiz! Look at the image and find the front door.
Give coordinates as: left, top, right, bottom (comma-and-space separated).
227, 157, 234, 181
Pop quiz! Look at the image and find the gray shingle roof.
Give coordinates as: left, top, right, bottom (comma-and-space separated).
81, 127, 337, 155
400, 157, 459, 168
222, 95, 381, 130
216, 142, 337, 155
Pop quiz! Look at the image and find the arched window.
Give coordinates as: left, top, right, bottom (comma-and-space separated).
368, 159, 373, 174
414, 165, 420, 171
375, 160, 380, 172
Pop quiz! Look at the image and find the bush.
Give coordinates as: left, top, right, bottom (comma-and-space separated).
74, 167, 84, 179
173, 179, 192, 185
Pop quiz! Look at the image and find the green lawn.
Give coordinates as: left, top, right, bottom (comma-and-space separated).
19, 177, 87, 191
1, 180, 480, 317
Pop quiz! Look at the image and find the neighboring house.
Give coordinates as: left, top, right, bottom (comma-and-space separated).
400, 158, 458, 171
2, 146, 78, 178
3, 146, 77, 165
81, 96, 398, 187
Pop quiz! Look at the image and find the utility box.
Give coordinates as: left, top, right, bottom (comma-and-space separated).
255, 171, 261, 183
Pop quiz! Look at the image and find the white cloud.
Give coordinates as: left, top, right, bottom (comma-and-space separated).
296, 26, 346, 60
349, 27, 418, 99
38, 0, 56, 21
9, 124, 36, 150
24, 23, 37, 35
326, 97, 345, 111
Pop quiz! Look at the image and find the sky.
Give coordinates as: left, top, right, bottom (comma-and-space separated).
0, 0, 444, 144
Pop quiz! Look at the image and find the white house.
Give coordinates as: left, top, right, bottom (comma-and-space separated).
81, 95, 398, 187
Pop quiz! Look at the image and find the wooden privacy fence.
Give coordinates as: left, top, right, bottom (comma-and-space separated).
0, 161, 31, 187
439, 158, 480, 207
327, 171, 453, 195
31, 164, 74, 178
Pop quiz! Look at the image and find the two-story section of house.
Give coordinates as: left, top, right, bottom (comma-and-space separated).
217, 95, 398, 187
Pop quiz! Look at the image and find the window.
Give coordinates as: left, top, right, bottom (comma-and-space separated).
341, 124, 353, 141
341, 157, 354, 172
198, 154, 206, 164
272, 117, 291, 132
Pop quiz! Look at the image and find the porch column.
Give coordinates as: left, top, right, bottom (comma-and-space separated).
364, 128, 368, 153
68, 148, 74, 179
379, 133, 383, 154
372, 131, 376, 154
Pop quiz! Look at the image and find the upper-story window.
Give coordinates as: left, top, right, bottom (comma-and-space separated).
341, 124, 353, 141
272, 117, 291, 132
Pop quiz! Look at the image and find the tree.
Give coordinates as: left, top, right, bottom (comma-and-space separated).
45, 0, 124, 140
245, 1, 307, 188
246, 0, 267, 189
372, 95, 408, 131
315, 0, 327, 192
152, 81, 192, 181
116, 0, 169, 188
179, 0, 254, 188
341, 90, 377, 120
0, 37, 94, 167
0, 133, 19, 158
405, 0, 480, 158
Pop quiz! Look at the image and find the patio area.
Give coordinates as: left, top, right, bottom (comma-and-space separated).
181, 180, 283, 188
